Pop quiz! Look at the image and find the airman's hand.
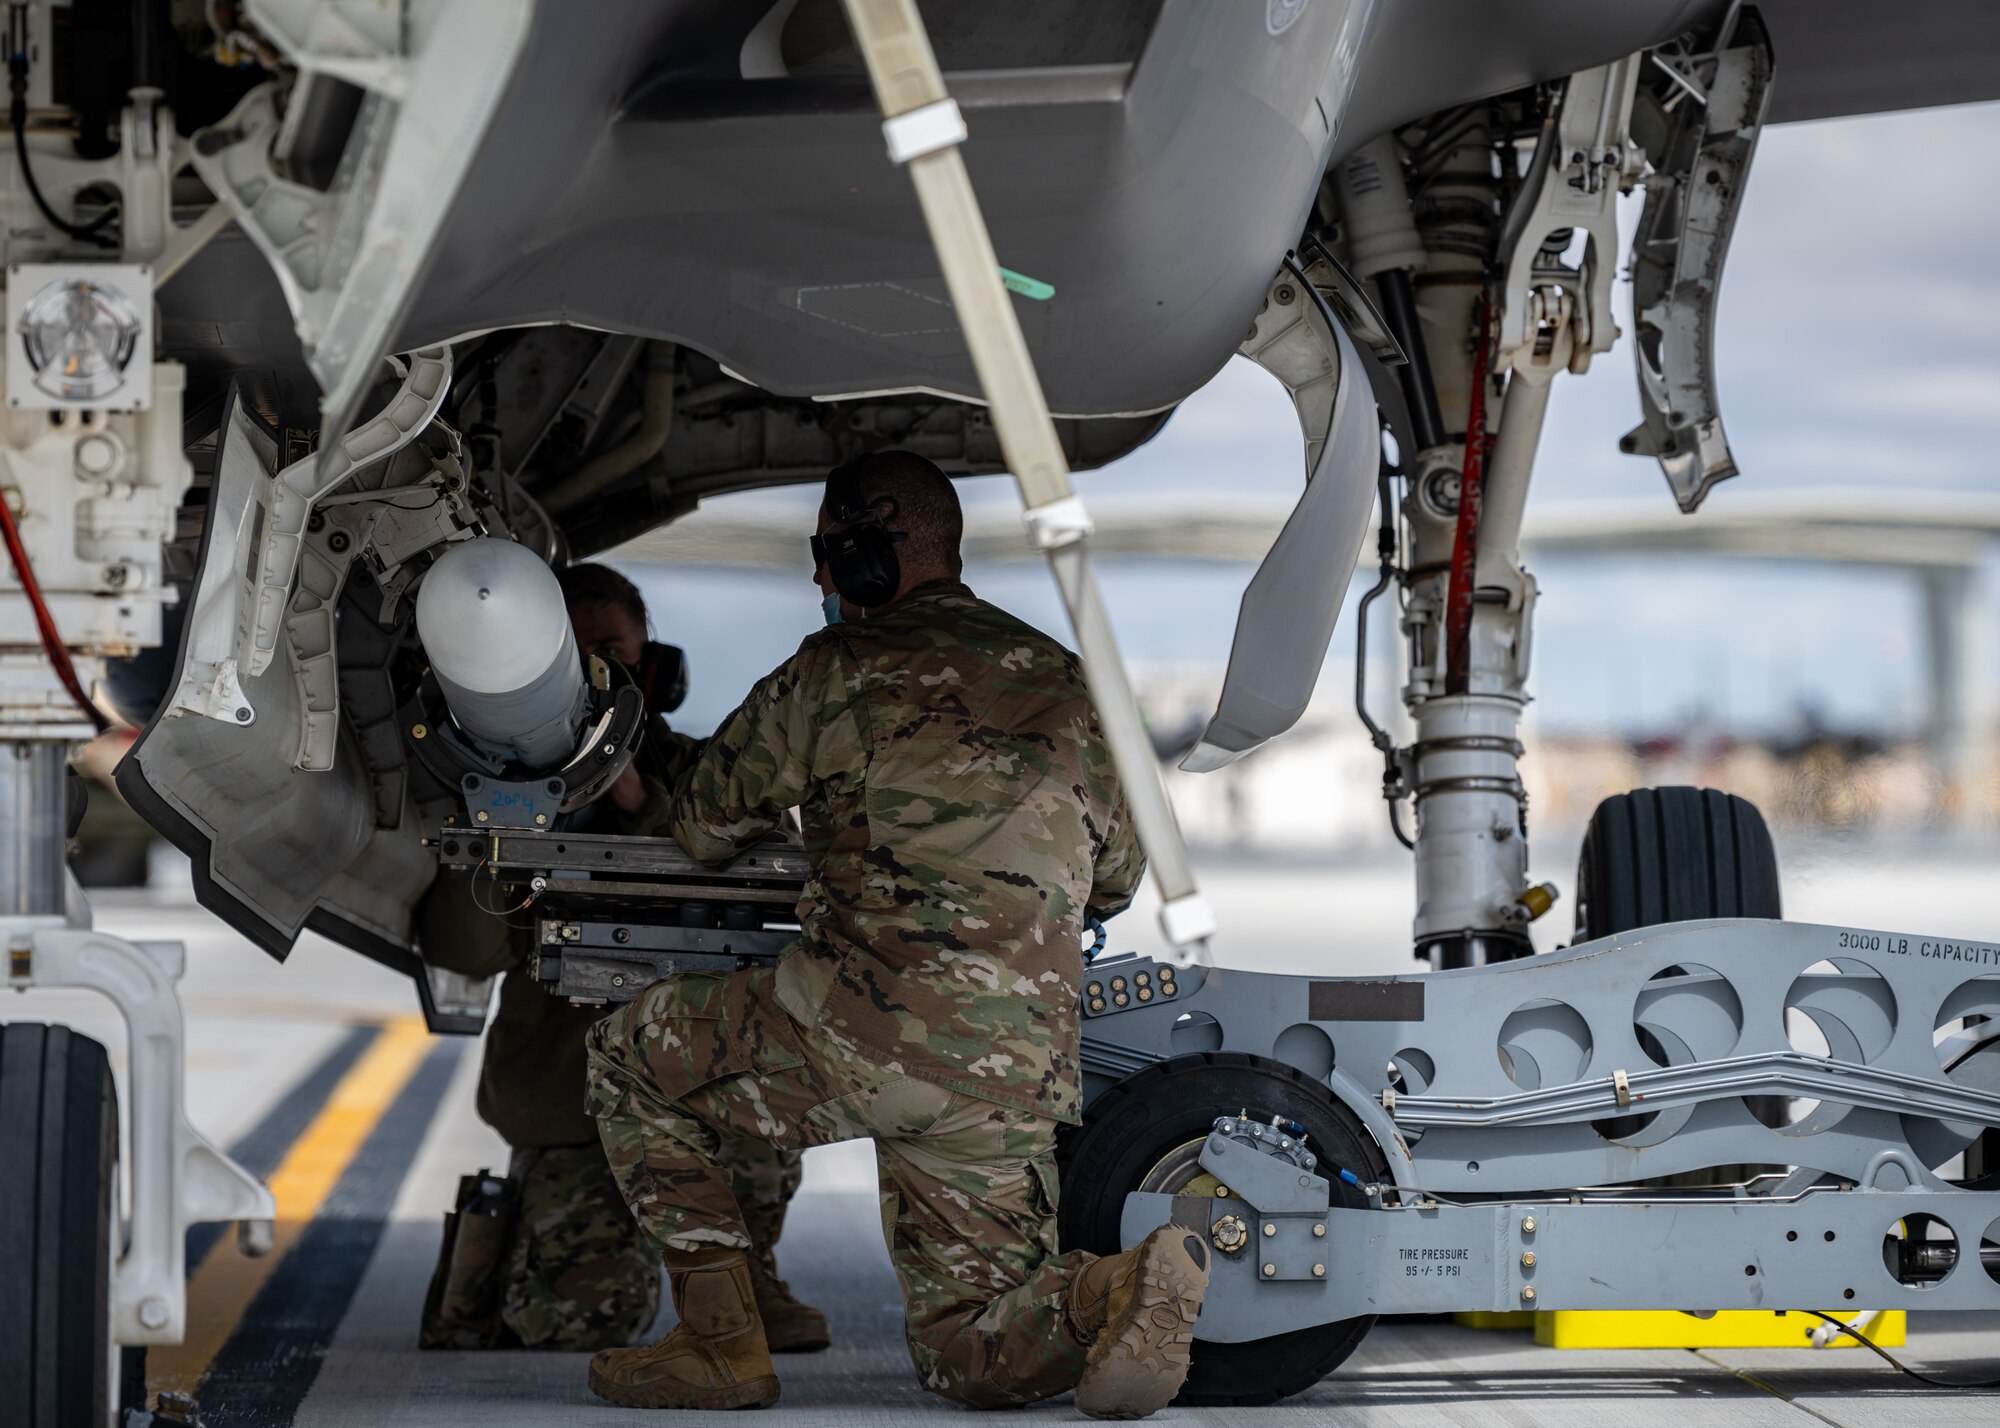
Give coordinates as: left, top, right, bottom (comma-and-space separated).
608, 763, 647, 814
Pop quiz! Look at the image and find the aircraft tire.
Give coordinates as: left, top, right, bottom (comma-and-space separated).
1576, 787, 1785, 1165
1059, 1053, 1389, 1406
1575, 786, 1780, 940
0, 1022, 121, 1427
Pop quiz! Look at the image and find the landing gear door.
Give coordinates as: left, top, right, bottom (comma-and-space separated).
1182, 264, 1382, 772
116, 386, 430, 970
1622, 14, 1775, 513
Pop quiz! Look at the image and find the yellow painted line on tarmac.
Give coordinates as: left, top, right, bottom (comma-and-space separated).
149, 1016, 434, 1398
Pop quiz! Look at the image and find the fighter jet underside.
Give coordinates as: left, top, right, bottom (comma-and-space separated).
83, 0, 1998, 972
2, 0, 1999, 1422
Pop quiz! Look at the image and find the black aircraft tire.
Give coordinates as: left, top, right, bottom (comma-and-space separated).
1575, 786, 1780, 941
1059, 1053, 1389, 1407
1576, 787, 1785, 1165
0, 1023, 120, 1427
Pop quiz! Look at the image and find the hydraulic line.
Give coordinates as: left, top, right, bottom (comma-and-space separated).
1494, 85, 1562, 266
1804, 1313, 2000, 1389
7, 3, 115, 248
1352, 475, 1398, 754
1442, 291, 1495, 696
0, 492, 110, 732
1375, 270, 1444, 453
1352, 470, 1412, 850
1332, 136, 1442, 453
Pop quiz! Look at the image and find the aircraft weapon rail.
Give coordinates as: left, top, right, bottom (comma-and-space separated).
433, 828, 807, 1004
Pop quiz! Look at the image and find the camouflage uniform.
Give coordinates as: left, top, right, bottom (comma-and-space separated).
420, 716, 809, 1351
497, 1143, 660, 1348
588, 581, 1143, 1405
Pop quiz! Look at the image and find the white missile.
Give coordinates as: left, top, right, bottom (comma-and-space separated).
415, 538, 586, 770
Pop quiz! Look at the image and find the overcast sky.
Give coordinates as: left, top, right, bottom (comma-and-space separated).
626, 99, 2000, 741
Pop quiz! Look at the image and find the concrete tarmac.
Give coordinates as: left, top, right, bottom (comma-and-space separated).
10, 840, 1997, 1426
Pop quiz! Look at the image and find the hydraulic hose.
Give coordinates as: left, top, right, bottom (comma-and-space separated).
0, 492, 110, 732
7, 3, 115, 248
1374, 269, 1444, 453
1352, 470, 1413, 851
1494, 84, 1563, 268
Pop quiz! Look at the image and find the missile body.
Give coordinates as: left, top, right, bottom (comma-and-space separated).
415, 538, 586, 770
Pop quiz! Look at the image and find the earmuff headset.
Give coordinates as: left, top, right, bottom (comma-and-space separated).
635, 640, 688, 715
813, 461, 904, 608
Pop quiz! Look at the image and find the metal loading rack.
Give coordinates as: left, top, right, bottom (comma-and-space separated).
433, 829, 807, 1004
1062, 916, 2000, 1401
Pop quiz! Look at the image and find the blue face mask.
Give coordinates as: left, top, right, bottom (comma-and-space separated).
821, 592, 843, 626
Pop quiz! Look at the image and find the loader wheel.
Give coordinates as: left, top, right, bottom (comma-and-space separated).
1575, 786, 1780, 941
0, 1023, 121, 1427
1059, 1053, 1388, 1406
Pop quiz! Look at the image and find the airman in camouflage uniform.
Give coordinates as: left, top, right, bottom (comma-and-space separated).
585, 452, 1211, 1416
417, 566, 823, 1354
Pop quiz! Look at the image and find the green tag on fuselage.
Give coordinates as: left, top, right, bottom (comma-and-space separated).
999, 266, 1054, 301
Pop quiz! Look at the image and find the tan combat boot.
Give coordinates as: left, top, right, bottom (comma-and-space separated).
1066, 1225, 1211, 1420
586, 1248, 780, 1410
739, 1201, 829, 1354
746, 1245, 830, 1354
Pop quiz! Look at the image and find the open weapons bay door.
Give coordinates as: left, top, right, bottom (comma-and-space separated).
1181, 256, 1385, 772
116, 387, 433, 976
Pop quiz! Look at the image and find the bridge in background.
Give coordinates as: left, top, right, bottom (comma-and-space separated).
617, 487, 2000, 787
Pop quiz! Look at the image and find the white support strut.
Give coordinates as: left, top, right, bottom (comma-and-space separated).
1496, 56, 1644, 371
838, 0, 1210, 958
240, 345, 452, 695
5, 921, 274, 1346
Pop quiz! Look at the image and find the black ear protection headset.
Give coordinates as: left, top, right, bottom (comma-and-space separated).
811, 460, 905, 608
635, 640, 688, 715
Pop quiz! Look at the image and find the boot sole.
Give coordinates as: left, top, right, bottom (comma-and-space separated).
1075, 1232, 1209, 1421
586, 1365, 781, 1410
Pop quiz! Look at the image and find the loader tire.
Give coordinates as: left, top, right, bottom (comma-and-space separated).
1060, 1053, 1388, 1406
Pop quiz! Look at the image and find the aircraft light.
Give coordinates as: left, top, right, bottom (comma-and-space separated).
5, 263, 153, 410
17, 279, 140, 403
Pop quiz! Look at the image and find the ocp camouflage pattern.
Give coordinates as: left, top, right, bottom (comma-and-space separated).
587, 966, 1097, 1405
421, 1135, 807, 1352
665, 581, 1144, 1124
497, 1143, 662, 1351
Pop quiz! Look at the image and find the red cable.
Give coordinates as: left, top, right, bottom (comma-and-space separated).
1443, 289, 1495, 697
0, 493, 111, 733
